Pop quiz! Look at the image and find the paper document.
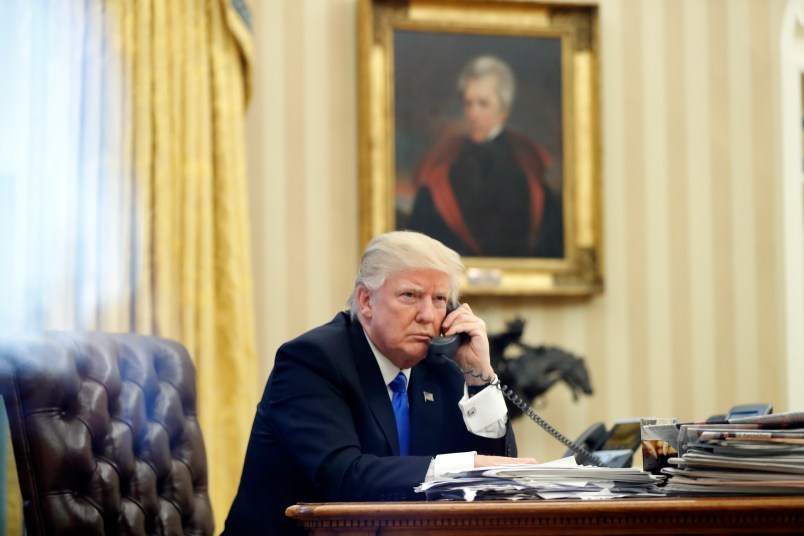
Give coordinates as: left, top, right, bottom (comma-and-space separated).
415, 456, 666, 501
663, 415, 804, 496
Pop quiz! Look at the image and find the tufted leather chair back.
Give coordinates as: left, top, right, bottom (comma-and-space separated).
0, 332, 214, 536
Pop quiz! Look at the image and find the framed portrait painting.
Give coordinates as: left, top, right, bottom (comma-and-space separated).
358, 0, 602, 295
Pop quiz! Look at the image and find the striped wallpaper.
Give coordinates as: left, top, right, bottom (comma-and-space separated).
246, 0, 796, 463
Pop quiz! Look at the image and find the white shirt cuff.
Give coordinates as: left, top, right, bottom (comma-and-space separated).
458, 382, 509, 437
429, 451, 476, 480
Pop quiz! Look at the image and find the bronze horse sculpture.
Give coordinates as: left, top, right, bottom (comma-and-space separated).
488, 318, 594, 418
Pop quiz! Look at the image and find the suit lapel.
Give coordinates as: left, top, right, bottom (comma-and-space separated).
408, 365, 444, 455
350, 321, 400, 455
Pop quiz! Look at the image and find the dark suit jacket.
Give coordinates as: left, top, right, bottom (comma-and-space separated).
222, 312, 517, 536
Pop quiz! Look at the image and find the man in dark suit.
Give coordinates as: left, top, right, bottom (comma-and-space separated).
223, 231, 535, 535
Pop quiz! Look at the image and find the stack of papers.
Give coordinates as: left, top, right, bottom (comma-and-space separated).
664, 411, 804, 495
415, 456, 666, 501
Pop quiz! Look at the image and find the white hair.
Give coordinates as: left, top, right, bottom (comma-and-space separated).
347, 231, 464, 319
458, 55, 516, 111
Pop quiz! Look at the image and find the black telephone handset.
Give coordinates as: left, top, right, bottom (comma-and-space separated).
427, 333, 465, 360
427, 303, 470, 361
428, 303, 608, 467
566, 419, 642, 468
573, 423, 608, 452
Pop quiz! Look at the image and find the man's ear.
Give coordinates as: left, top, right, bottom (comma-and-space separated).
356, 286, 373, 318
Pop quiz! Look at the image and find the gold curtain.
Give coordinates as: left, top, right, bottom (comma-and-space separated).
122, 0, 257, 532
0, 0, 257, 535
1, 1, 255, 532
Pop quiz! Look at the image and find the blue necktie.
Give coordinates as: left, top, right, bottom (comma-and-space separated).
389, 372, 410, 455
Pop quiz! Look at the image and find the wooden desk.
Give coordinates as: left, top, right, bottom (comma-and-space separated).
286, 496, 804, 535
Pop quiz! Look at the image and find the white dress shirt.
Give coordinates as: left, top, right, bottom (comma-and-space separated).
365, 334, 509, 478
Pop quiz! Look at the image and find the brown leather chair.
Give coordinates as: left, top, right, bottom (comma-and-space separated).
0, 332, 214, 536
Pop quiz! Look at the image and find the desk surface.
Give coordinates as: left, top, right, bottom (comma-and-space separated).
286, 496, 804, 535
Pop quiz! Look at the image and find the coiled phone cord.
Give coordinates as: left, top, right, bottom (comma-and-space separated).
462, 366, 608, 468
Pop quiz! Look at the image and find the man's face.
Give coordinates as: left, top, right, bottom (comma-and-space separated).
357, 269, 450, 369
463, 75, 509, 143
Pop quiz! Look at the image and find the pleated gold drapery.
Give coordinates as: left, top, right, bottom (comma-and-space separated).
120, 0, 257, 532
1, 1, 257, 534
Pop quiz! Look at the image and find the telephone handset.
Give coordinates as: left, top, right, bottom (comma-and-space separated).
427, 333, 469, 360
566, 419, 642, 468
427, 303, 471, 360
428, 303, 608, 467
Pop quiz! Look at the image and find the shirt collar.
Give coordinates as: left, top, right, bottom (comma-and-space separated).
485, 124, 503, 141
363, 331, 411, 386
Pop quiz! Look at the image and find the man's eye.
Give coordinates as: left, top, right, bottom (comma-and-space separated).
434, 296, 448, 308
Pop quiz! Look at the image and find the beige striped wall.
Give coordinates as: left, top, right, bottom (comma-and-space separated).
246, 0, 794, 463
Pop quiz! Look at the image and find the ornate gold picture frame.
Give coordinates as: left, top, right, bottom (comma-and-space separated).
358, 0, 602, 295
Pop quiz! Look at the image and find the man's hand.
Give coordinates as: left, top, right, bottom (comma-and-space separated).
441, 303, 495, 385
475, 454, 538, 467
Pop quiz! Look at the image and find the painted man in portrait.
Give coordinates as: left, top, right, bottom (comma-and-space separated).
406, 55, 564, 258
